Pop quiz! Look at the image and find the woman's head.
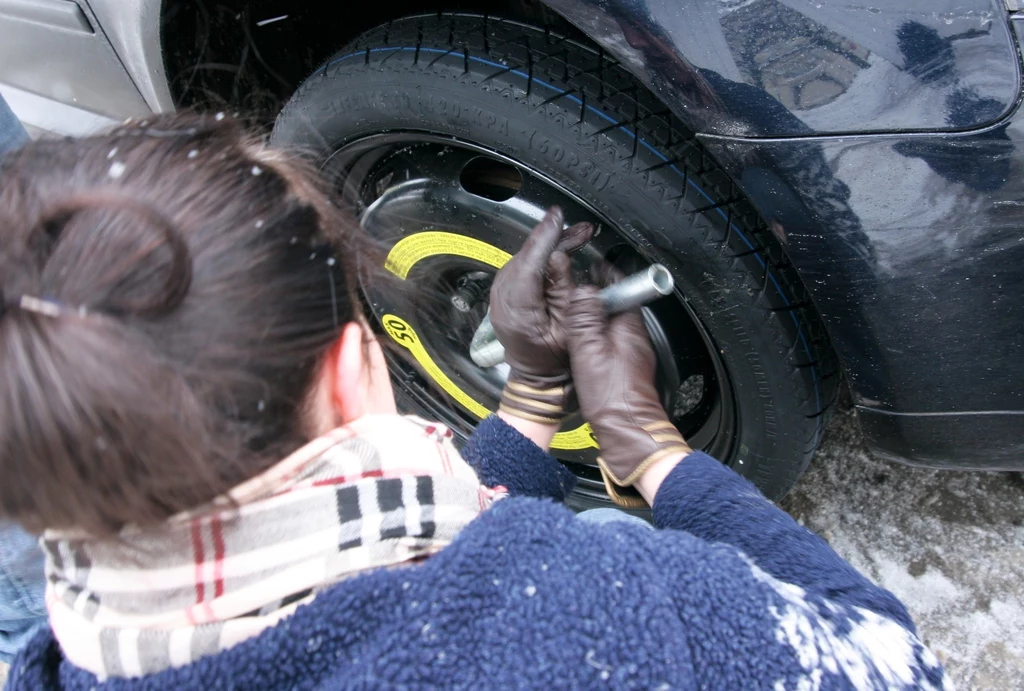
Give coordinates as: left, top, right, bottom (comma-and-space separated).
0, 114, 393, 536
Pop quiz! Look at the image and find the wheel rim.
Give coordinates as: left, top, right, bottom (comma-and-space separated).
324, 133, 736, 503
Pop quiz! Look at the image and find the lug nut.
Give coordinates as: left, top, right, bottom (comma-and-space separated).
450, 271, 491, 313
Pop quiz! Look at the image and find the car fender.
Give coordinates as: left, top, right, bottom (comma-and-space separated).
541, 0, 1021, 137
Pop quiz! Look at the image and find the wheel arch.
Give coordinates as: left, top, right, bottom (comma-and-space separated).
159, 0, 1022, 137
155, 0, 785, 138
158, 0, 850, 436
159, 1, 578, 118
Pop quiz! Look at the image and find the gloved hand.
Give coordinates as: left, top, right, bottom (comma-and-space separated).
489, 206, 593, 424
565, 286, 691, 507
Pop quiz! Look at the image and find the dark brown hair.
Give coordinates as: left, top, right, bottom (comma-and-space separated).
0, 114, 364, 535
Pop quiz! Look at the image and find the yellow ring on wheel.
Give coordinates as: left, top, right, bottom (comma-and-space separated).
382, 232, 598, 451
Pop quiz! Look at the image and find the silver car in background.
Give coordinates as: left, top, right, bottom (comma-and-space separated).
0, 0, 167, 135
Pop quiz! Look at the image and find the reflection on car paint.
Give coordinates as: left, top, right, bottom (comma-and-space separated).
546, 0, 1018, 135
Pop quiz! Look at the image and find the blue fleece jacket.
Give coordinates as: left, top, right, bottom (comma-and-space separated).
7, 416, 947, 690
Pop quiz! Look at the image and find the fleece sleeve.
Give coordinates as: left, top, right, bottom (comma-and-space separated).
460, 416, 576, 500
647, 527, 949, 691
651, 452, 913, 628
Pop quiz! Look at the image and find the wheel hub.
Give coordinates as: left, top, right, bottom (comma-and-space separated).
450, 271, 491, 314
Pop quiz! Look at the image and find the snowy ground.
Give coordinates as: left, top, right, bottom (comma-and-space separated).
782, 400, 1024, 691
1, 399, 1019, 689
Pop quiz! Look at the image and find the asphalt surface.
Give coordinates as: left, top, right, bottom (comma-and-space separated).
1, 400, 1019, 689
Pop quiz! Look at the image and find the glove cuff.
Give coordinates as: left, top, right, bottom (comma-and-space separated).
597, 468, 650, 509
498, 375, 576, 425
597, 420, 691, 505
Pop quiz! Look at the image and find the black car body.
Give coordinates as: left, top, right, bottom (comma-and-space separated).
534, 0, 1024, 469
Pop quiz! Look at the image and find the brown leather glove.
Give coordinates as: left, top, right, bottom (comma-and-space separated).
565, 286, 691, 507
489, 207, 593, 424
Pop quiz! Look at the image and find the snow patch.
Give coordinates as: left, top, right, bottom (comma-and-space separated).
874, 558, 960, 615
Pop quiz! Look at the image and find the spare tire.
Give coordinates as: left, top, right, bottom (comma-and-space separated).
272, 13, 839, 506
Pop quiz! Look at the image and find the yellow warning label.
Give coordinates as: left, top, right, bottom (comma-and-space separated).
382, 313, 597, 450
385, 232, 513, 277
383, 313, 490, 418
551, 425, 599, 451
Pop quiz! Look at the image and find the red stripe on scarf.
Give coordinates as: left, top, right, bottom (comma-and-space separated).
440, 442, 454, 476
424, 426, 453, 475
270, 469, 438, 497
190, 520, 206, 605
311, 469, 384, 487
211, 515, 226, 598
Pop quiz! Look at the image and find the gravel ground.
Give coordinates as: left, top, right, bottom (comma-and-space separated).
782, 401, 1024, 691
1, 400, 1019, 690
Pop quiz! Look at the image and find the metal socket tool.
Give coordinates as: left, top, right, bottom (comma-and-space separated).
469, 264, 675, 368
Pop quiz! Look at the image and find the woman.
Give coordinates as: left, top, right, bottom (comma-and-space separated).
1, 115, 946, 690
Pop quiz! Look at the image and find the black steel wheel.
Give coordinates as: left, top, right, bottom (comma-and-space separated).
272, 13, 839, 507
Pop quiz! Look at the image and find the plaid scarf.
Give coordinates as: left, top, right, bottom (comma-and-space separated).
42, 415, 505, 680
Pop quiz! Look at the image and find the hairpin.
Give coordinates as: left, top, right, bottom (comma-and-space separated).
1, 290, 84, 319
17, 295, 65, 318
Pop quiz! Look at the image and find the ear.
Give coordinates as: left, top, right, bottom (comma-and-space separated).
332, 322, 368, 424
328, 321, 398, 426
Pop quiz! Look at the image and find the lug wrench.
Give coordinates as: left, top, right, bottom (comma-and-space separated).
469, 264, 674, 368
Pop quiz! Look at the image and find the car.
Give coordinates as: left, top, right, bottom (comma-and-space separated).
3, 0, 1022, 509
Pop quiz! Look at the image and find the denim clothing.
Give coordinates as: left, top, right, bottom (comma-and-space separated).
0, 94, 28, 157
577, 507, 654, 530
0, 526, 46, 663
0, 92, 47, 664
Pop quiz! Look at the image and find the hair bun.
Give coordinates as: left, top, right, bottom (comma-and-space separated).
36, 195, 193, 319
